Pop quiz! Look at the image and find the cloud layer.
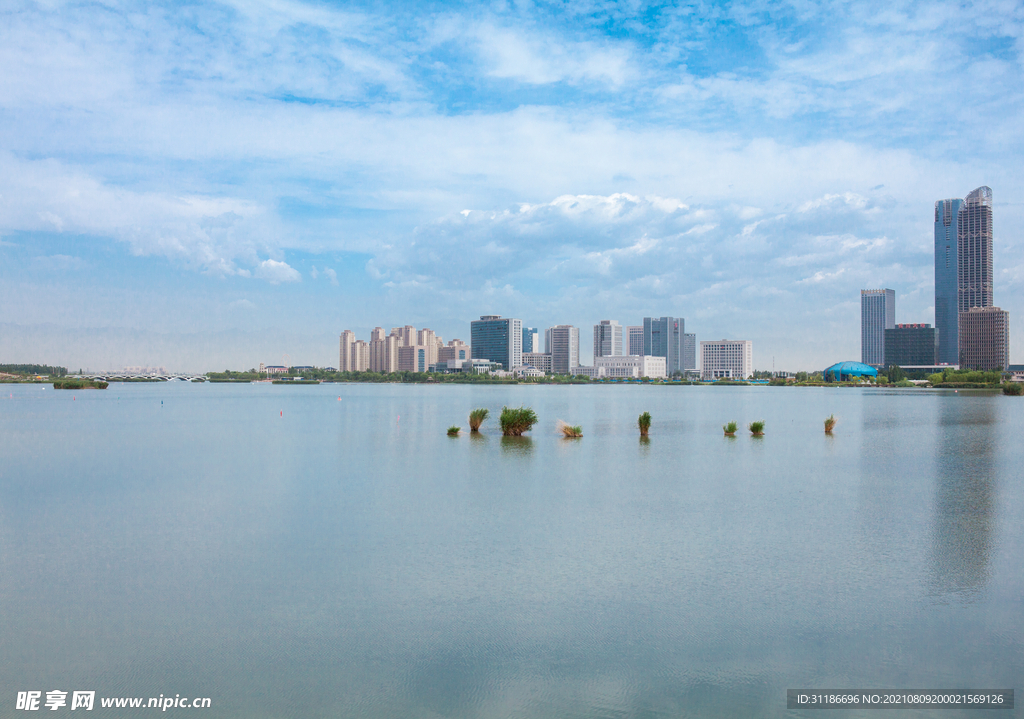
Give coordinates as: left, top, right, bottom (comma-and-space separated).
1, 0, 1022, 368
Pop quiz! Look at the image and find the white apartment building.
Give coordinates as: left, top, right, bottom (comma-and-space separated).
701, 340, 753, 380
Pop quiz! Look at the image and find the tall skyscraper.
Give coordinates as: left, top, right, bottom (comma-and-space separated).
522, 327, 539, 354
643, 317, 684, 374
861, 289, 895, 367
626, 326, 643, 356
471, 315, 522, 370
593, 320, 623, 358
958, 186, 994, 314
934, 197, 962, 364
546, 325, 579, 375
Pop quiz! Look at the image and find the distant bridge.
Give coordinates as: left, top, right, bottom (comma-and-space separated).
74, 374, 209, 382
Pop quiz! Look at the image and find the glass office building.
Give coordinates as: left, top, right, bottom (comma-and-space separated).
934, 197, 962, 365
471, 315, 523, 370
643, 317, 684, 375
884, 324, 938, 367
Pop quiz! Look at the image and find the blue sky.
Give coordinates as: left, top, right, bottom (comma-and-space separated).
2, 0, 1022, 371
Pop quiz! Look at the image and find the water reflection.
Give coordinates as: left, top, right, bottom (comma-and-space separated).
500, 436, 533, 456
930, 399, 996, 598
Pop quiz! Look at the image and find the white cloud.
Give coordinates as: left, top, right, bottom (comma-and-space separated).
254, 259, 301, 284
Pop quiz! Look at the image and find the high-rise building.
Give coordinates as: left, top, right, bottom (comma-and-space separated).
861, 289, 895, 367
471, 315, 522, 370
593, 320, 623, 358
369, 327, 398, 373
701, 340, 753, 380
958, 187, 994, 315
935, 197, 963, 364
416, 328, 439, 368
959, 306, 1009, 371
626, 326, 644, 356
523, 327, 539, 354
643, 317, 684, 375
352, 340, 369, 371
546, 325, 580, 375
884, 324, 939, 367
683, 333, 696, 372
339, 330, 355, 372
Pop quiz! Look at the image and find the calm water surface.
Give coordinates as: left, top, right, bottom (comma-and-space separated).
1, 383, 1022, 718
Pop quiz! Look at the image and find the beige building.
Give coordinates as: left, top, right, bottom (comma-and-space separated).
959, 307, 1009, 371
339, 330, 369, 372
438, 339, 471, 363
369, 328, 398, 373
701, 340, 753, 380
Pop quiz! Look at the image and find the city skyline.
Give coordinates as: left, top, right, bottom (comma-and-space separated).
2, 2, 1022, 372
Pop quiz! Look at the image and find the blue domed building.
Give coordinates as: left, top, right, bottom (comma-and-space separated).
824, 361, 878, 382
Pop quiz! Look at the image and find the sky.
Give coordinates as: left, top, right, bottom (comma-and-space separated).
2, 0, 1023, 372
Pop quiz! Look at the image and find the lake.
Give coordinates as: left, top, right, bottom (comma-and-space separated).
1, 382, 1021, 717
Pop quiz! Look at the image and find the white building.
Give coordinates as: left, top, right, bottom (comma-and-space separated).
570, 365, 603, 378
700, 340, 753, 380
596, 355, 667, 378
522, 352, 552, 374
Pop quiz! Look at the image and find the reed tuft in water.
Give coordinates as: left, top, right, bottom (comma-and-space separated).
447, 426, 460, 436
638, 411, 652, 437
469, 408, 490, 431
748, 420, 765, 436
500, 406, 538, 436
557, 420, 583, 438
723, 421, 737, 436
824, 414, 837, 433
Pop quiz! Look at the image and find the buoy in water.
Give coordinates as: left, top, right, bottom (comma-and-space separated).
280, 410, 283, 417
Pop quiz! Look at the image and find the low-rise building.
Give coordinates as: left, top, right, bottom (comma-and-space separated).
595, 355, 667, 378
522, 352, 553, 374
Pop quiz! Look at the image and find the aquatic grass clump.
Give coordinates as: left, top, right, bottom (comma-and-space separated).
557, 420, 583, 438
723, 421, 738, 436
638, 411, 652, 437
824, 414, 837, 433
447, 426, 460, 436
500, 406, 538, 436
468, 408, 490, 431
748, 420, 765, 436
1003, 382, 1023, 396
